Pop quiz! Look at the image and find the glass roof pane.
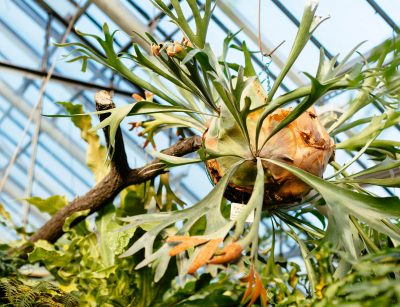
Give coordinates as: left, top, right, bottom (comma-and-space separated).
376, 0, 400, 25
0, 0, 398, 233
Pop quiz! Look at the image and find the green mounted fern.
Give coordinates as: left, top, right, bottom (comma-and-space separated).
36, 0, 400, 303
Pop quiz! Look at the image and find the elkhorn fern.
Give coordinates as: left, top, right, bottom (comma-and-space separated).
56, 0, 400, 295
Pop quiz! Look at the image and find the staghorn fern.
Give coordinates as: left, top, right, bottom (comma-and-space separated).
50, 0, 400, 302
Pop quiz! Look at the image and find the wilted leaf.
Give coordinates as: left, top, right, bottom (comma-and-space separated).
0, 203, 11, 223
59, 101, 108, 182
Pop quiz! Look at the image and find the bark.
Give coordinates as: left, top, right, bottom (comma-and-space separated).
29, 91, 202, 244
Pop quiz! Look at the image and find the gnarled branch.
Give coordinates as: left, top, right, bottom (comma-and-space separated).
29, 91, 202, 244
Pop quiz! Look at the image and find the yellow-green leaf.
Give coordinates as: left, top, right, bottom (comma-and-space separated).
95, 204, 136, 268
25, 195, 68, 216
0, 203, 11, 222
59, 102, 108, 182
63, 209, 90, 232
28, 240, 67, 267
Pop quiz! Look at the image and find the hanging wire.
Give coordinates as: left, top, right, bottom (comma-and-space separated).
257, 0, 285, 94
258, 56, 273, 92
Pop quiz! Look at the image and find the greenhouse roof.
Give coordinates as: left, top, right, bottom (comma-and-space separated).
0, 0, 398, 238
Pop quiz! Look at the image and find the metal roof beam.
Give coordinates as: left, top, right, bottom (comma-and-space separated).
216, 0, 306, 87
270, 0, 334, 60
365, 0, 399, 33
15, 0, 144, 95
0, 103, 92, 189
1, 179, 47, 228
0, 60, 134, 98
0, 79, 87, 165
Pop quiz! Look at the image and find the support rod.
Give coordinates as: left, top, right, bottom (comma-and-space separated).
0, 61, 134, 98
0, 79, 86, 165
270, 0, 334, 60
365, 0, 399, 33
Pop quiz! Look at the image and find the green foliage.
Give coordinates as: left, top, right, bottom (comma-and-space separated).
267, 0, 329, 100
0, 278, 79, 307
2, 0, 400, 306
119, 161, 244, 281
95, 204, 136, 268
159, 273, 244, 306
0, 248, 22, 278
149, 0, 215, 49
26, 185, 159, 306
25, 195, 68, 216
268, 159, 400, 258
314, 247, 400, 306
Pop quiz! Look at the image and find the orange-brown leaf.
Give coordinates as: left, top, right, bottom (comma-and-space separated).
209, 242, 242, 264
132, 93, 144, 101
240, 264, 255, 283
247, 272, 263, 307
240, 266, 255, 305
167, 236, 207, 256
144, 91, 154, 101
188, 238, 222, 274
260, 281, 268, 307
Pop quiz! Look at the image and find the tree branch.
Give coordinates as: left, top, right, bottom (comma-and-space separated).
95, 90, 130, 176
29, 91, 202, 244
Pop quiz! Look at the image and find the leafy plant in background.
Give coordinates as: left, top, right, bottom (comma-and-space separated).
1, 0, 399, 306
0, 278, 79, 307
